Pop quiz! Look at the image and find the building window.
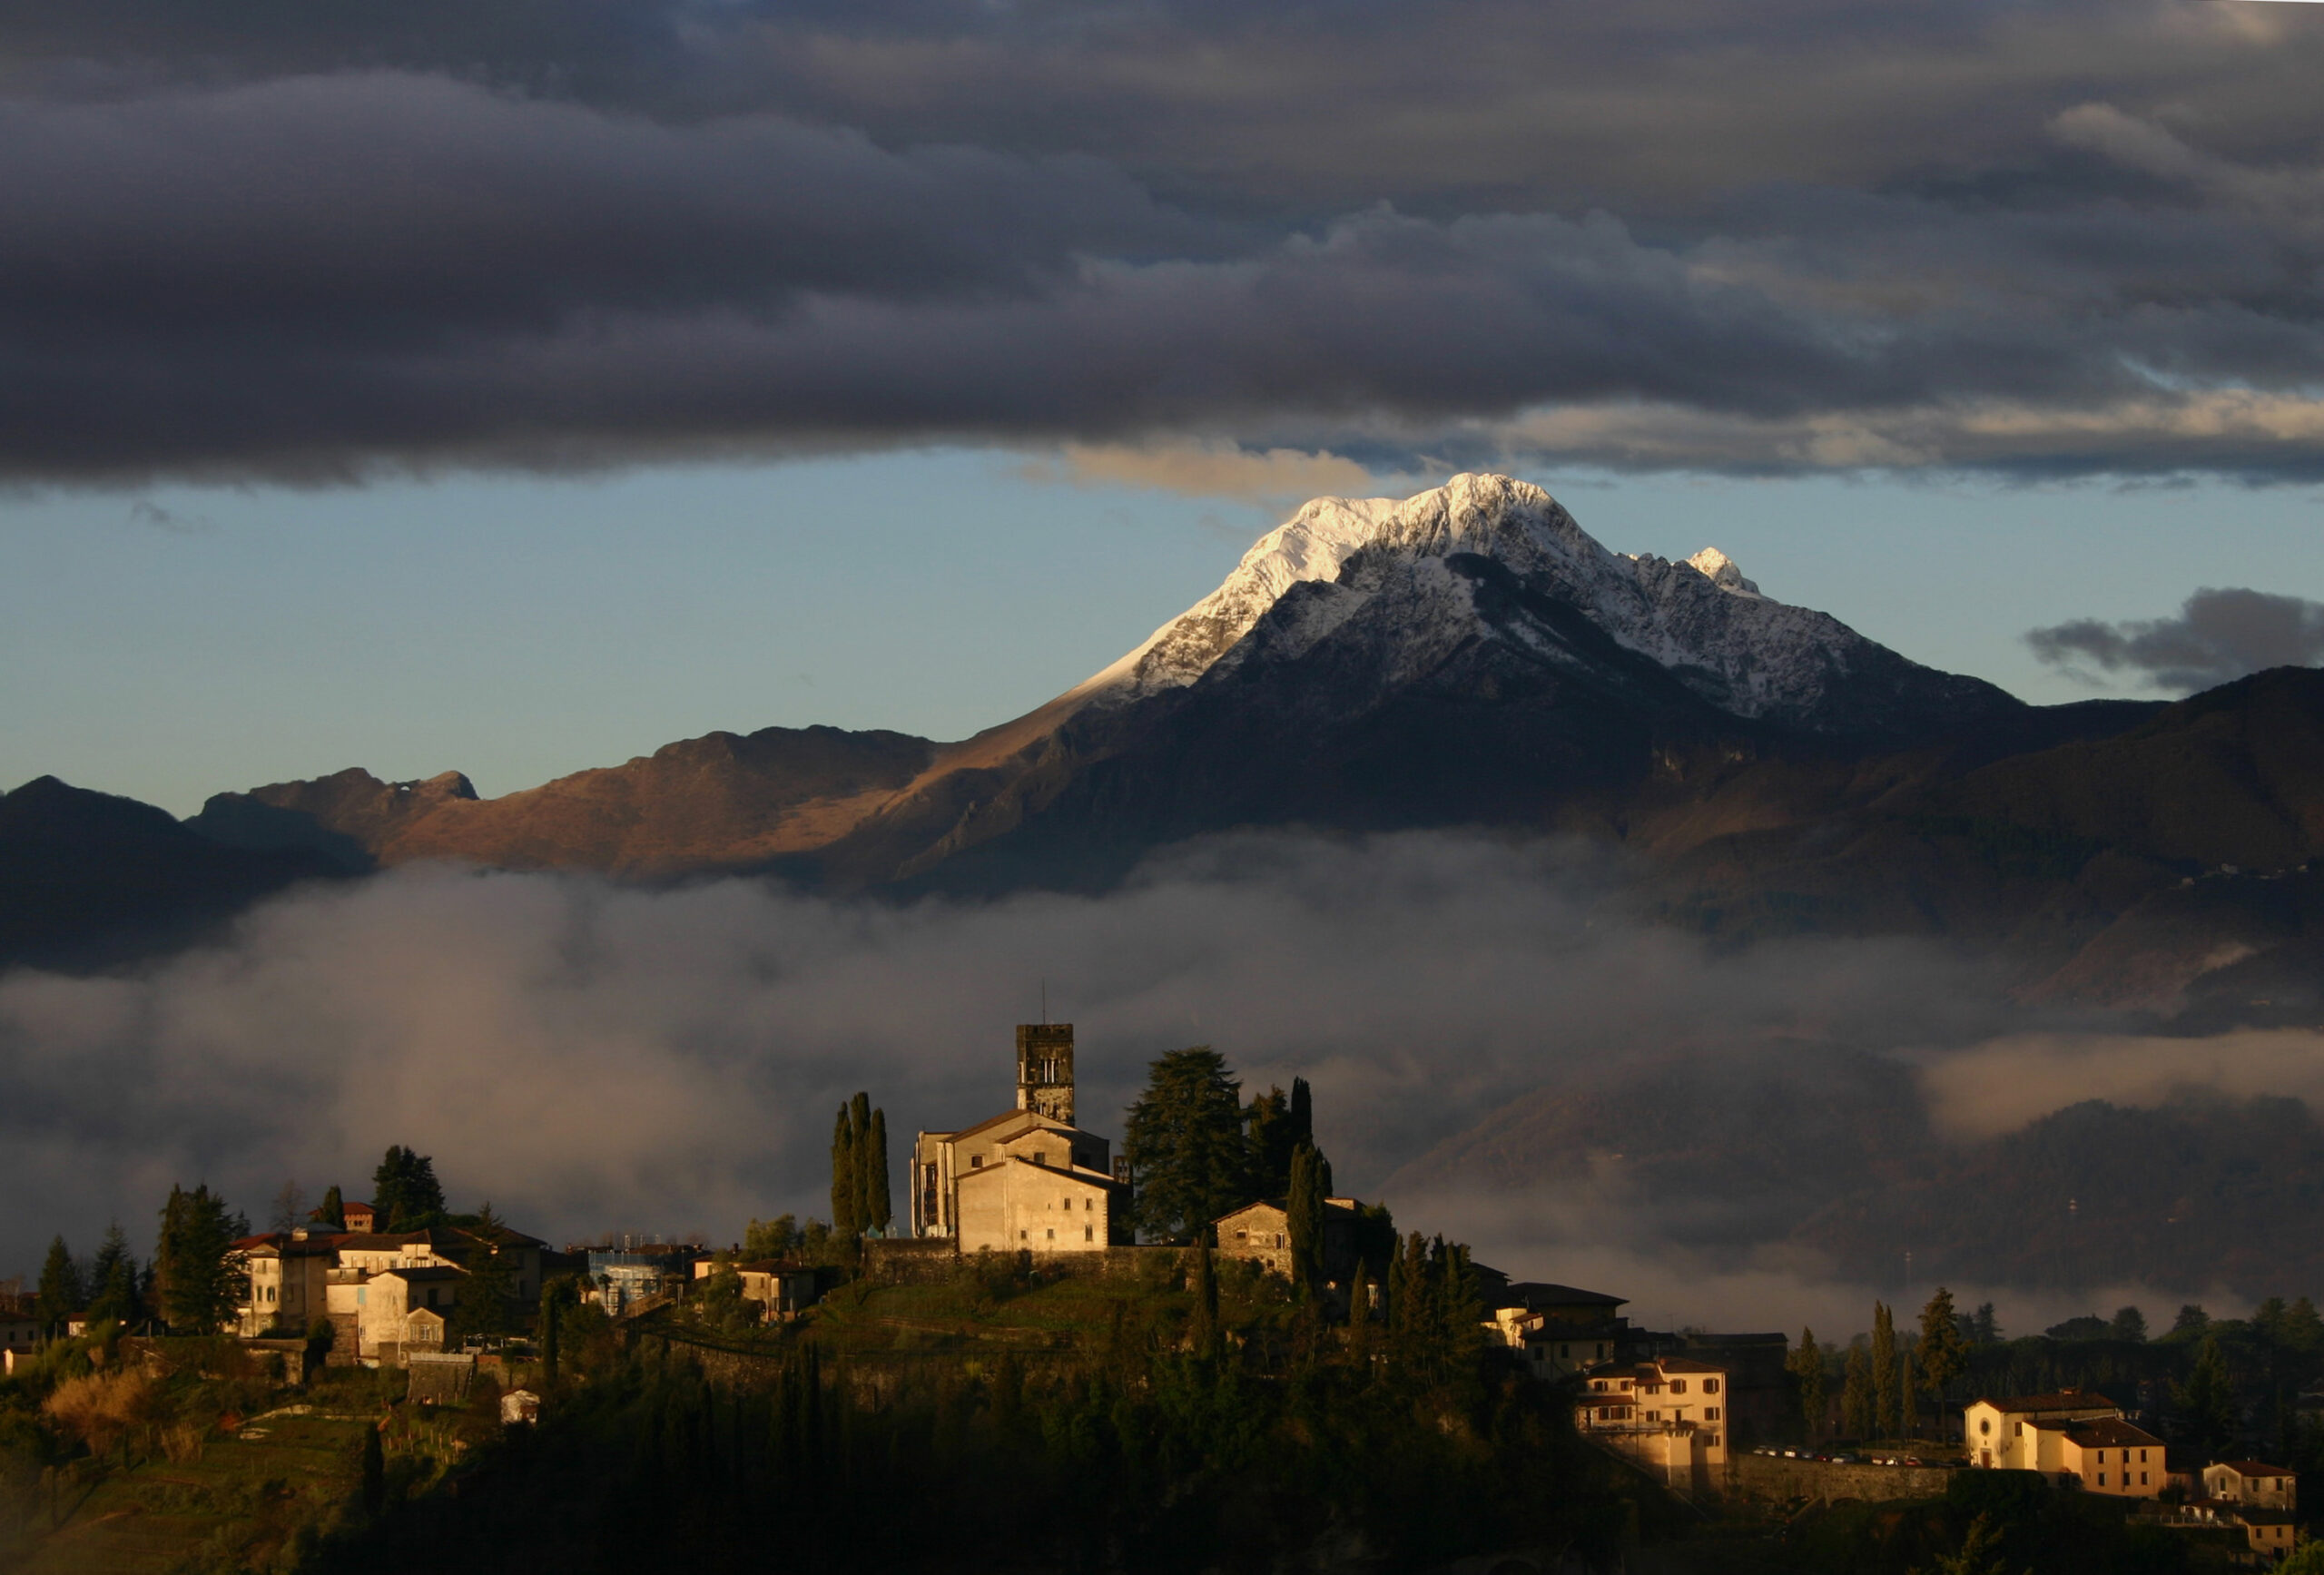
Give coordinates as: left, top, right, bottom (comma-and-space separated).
1704, 1379, 1719, 1393
1560, 1344, 1570, 1358
1019, 1231, 1027, 1241
2141, 1472, 2149, 1485
1707, 1407, 1720, 1421
2098, 1472, 2107, 1485
1084, 1226, 1093, 1242
1046, 1229, 1055, 1240
1670, 1379, 1688, 1393
971, 1156, 983, 1167
1979, 1419, 1992, 1435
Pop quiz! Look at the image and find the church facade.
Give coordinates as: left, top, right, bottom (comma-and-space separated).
911, 1024, 1133, 1252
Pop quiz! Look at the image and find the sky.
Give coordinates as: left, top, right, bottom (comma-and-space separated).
5, 0, 2324, 812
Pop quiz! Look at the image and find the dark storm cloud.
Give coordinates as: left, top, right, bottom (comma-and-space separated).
2027, 587, 2324, 691
5, 0, 2324, 481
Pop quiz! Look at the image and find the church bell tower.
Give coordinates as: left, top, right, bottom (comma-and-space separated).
1015, 1023, 1075, 1125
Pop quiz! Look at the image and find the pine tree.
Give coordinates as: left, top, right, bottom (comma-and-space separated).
370, 1147, 446, 1232
1871, 1303, 1899, 1440
154, 1184, 244, 1334
1188, 1244, 1220, 1359
312, 1186, 346, 1230
34, 1236, 81, 1335
1918, 1287, 1969, 1407
2176, 1333, 2238, 1453
864, 1106, 891, 1235
2111, 1304, 2149, 1343
830, 1106, 861, 1238
1841, 1344, 1874, 1440
1123, 1048, 1250, 1244
454, 1203, 516, 1338
85, 1223, 141, 1328
1787, 1328, 1827, 1439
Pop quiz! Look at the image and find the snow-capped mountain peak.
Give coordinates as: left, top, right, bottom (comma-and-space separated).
1684, 546, 1761, 596
1060, 472, 2002, 735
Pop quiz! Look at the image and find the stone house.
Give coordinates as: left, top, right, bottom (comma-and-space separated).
1484, 1283, 1630, 1380
356, 1265, 464, 1362
2204, 1460, 2298, 1511
1214, 1197, 1363, 1285
232, 1231, 340, 1337
691, 1258, 821, 1316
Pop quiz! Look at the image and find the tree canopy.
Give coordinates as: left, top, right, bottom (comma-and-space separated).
1125, 1047, 1249, 1244
371, 1147, 447, 1232
154, 1184, 244, 1334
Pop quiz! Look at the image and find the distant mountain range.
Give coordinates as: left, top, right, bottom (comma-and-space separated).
8, 472, 2323, 1002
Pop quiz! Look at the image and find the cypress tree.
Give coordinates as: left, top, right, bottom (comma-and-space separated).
1285, 1144, 1323, 1294
1787, 1328, 1827, 1439
831, 1105, 861, 1238
1388, 1230, 1428, 1361
313, 1186, 345, 1230
864, 1106, 891, 1235
1189, 1244, 1220, 1359
1289, 1077, 1314, 1151
1871, 1302, 1898, 1439
1346, 1264, 1375, 1365
1917, 1288, 1969, 1408
848, 1093, 873, 1231
1841, 1344, 1874, 1439
34, 1236, 81, 1335
361, 1422, 386, 1516
1245, 1087, 1296, 1200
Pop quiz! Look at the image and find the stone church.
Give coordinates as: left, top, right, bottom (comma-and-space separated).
911, 1024, 1133, 1253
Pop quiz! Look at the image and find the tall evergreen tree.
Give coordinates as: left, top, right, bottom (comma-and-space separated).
2112, 1304, 2150, 1343
848, 1093, 873, 1229
830, 1105, 862, 1238
154, 1184, 243, 1334
454, 1203, 516, 1337
863, 1105, 891, 1235
1387, 1231, 1427, 1360
1347, 1263, 1376, 1358
1918, 1287, 1969, 1405
34, 1236, 81, 1334
312, 1185, 346, 1230
1289, 1077, 1314, 1151
1788, 1328, 1827, 1439
1871, 1303, 1899, 1439
371, 1147, 446, 1231
84, 1223, 141, 1328
1188, 1244, 1220, 1359
1285, 1143, 1324, 1294
1246, 1087, 1297, 1200
2176, 1333, 2238, 1453
1841, 1344, 1874, 1439
1123, 1048, 1250, 1244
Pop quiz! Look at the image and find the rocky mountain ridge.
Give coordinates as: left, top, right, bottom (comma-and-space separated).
14, 474, 2321, 1009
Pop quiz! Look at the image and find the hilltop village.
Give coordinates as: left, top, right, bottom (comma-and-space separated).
7, 1028, 2324, 1572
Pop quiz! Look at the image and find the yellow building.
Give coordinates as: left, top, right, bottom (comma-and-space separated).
1962, 1390, 2122, 1472
1575, 1356, 1730, 1495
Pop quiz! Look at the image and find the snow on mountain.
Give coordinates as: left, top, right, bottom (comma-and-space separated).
1068, 473, 1967, 732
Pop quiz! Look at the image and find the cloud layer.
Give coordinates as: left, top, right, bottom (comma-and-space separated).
0, 832, 2024, 1281
2026, 586, 2324, 690
6, 0, 2324, 481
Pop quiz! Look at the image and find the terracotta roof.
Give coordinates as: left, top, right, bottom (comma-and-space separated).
331, 1232, 437, 1251
2212, 1461, 2294, 1477
1974, 1390, 2119, 1414
957, 1157, 1116, 1189
945, 1107, 1053, 1144
2065, 1417, 2163, 1449
1652, 1357, 1726, 1375
376, 1265, 466, 1282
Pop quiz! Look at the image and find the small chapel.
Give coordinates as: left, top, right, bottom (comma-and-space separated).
911, 1024, 1134, 1253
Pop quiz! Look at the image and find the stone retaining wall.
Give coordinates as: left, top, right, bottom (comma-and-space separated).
1730, 1453, 1956, 1503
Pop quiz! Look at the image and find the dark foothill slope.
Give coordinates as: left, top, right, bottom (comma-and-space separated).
0, 775, 339, 968
190, 724, 936, 878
